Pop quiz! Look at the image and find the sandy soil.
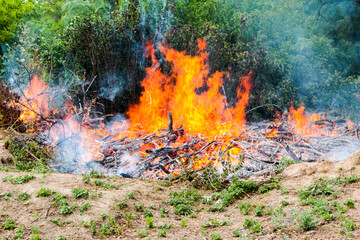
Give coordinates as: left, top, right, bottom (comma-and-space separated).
0, 145, 360, 239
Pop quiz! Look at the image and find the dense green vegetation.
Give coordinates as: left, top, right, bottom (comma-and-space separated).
1, 0, 360, 120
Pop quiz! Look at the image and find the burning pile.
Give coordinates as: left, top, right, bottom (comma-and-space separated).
8, 40, 360, 179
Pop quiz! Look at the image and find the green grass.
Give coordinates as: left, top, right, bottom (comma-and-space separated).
36, 187, 54, 197
72, 188, 89, 199
3, 174, 35, 184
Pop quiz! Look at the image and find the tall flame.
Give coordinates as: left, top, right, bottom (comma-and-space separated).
127, 39, 252, 138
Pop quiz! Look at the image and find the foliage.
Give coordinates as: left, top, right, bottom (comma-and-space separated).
3, 174, 35, 184
72, 188, 89, 199
36, 187, 54, 197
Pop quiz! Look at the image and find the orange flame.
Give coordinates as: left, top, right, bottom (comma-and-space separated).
127, 39, 252, 138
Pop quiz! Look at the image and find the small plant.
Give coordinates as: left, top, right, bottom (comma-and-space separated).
158, 229, 167, 237
90, 170, 106, 178
208, 203, 224, 212
60, 205, 77, 215
99, 217, 121, 238
29, 234, 41, 240
174, 204, 192, 215
32, 211, 39, 221
233, 229, 241, 237
297, 211, 318, 231
135, 202, 144, 212
118, 201, 128, 209
101, 212, 107, 221
15, 192, 31, 201
160, 207, 169, 214
210, 232, 222, 240
0, 191, 12, 200
50, 218, 63, 226
30, 226, 41, 233
220, 220, 232, 226
79, 202, 91, 214
83, 173, 91, 184
90, 219, 97, 234
243, 218, 262, 233
344, 199, 355, 208
127, 191, 136, 199
280, 200, 289, 206
2, 219, 16, 230
280, 187, 289, 194
254, 205, 265, 216
137, 230, 149, 238
341, 217, 356, 231
202, 217, 220, 228
94, 179, 115, 190
3, 174, 35, 184
145, 216, 155, 229
72, 188, 89, 199
125, 212, 133, 226
143, 209, 153, 217
238, 201, 252, 215
160, 222, 173, 229
180, 218, 187, 227
36, 187, 54, 197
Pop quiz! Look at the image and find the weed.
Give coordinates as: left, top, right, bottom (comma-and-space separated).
3, 174, 35, 184
2, 219, 16, 230
137, 230, 149, 238
341, 217, 356, 231
60, 205, 77, 215
135, 202, 144, 212
202, 217, 220, 228
29, 234, 41, 240
14, 192, 30, 201
160, 207, 169, 214
280, 187, 289, 194
83, 174, 91, 184
90, 170, 106, 179
174, 204, 192, 215
208, 203, 224, 212
72, 188, 89, 199
0, 191, 12, 200
117, 201, 128, 209
143, 209, 153, 217
99, 217, 121, 238
30, 226, 41, 233
90, 219, 97, 234
254, 205, 265, 216
180, 218, 187, 227
243, 218, 262, 233
210, 232, 222, 240
297, 211, 318, 231
79, 202, 91, 214
127, 191, 136, 199
13, 227, 24, 239
32, 211, 39, 221
36, 187, 54, 197
125, 212, 133, 226
53, 193, 66, 206
54, 236, 67, 240
100, 213, 107, 221
220, 220, 232, 226
150, 205, 157, 210
237, 201, 252, 215
344, 199, 355, 208
50, 218, 63, 226
158, 229, 167, 237
145, 216, 155, 228
94, 179, 115, 190
233, 229, 241, 237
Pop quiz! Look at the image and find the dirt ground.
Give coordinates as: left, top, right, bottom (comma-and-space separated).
0, 144, 360, 239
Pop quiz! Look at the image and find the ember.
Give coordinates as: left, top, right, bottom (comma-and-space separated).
10, 40, 360, 179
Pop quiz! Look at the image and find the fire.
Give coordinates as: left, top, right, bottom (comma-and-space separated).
127, 39, 251, 138
16, 76, 51, 123
12, 38, 354, 178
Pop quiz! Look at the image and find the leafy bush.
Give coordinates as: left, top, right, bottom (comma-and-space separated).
72, 188, 89, 199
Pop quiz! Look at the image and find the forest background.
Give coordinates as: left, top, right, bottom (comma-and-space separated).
1, 0, 360, 121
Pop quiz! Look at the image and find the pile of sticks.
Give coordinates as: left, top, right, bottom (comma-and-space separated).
94, 113, 359, 179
